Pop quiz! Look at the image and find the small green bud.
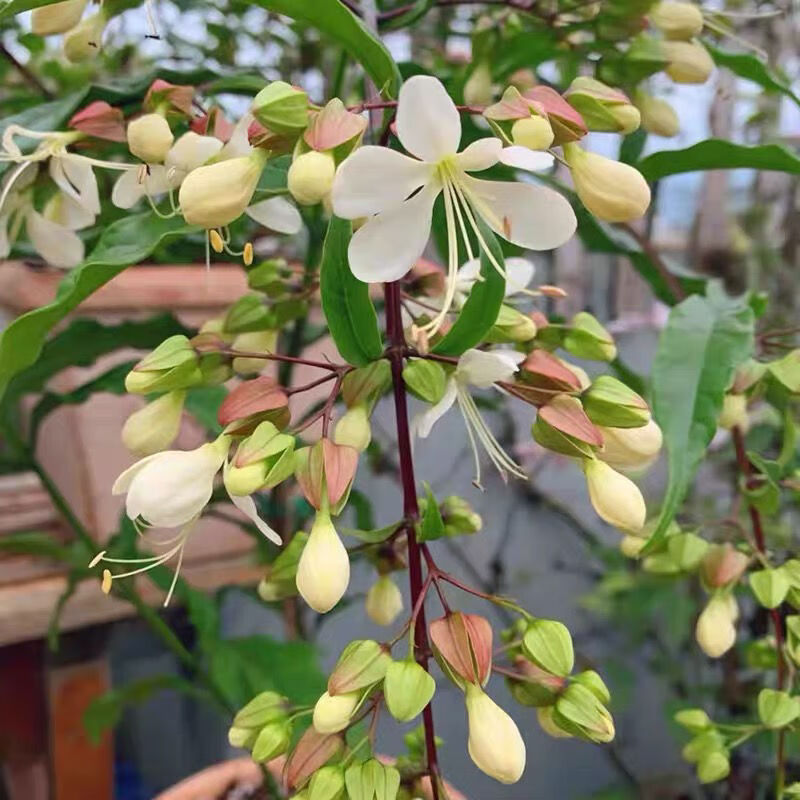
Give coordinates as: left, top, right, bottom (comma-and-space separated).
403, 359, 449, 404
507, 657, 565, 707
674, 708, 711, 733
682, 729, 725, 763
225, 421, 295, 496
718, 392, 749, 431
750, 568, 790, 609
572, 670, 610, 705
252, 81, 309, 134
758, 688, 800, 729
565, 78, 640, 135
232, 330, 278, 375
63, 10, 107, 62
769, 349, 800, 393
522, 619, 574, 677
234, 691, 287, 728
308, 765, 346, 800
328, 640, 390, 696
697, 751, 730, 784
252, 719, 292, 762
463, 62, 494, 106
667, 532, 709, 571
486, 305, 538, 343
441, 495, 482, 535
365, 575, 403, 627
384, 660, 436, 723
228, 725, 258, 749
125, 335, 202, 394
258, 532, 307, 601
345, 759, 401, 800
582, 376, 650, 428
536, 706, 572, 739
333, 405, 372, 452
342, 361, 391, 409
224, 294, 272, 334
564, 312, 617, 362
553, 683, 615, 743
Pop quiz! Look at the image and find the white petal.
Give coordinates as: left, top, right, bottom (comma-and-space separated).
220, 113, 253, 159
50, 192, 95, 230
49, 156, 100, 215
465, 176, 576, 251
26, 210, 83, 268
166, 132, 223, 174
456, 138, 502, 172
396, 76, 461, 162
112, 453, 162, 494
0, 216, 9, 258
456, 258, 481, 293
412, 378, 458, 439
228, 492, 282, 545
331, 146, 433, 219
245, 196, 302, 234
499, 146, 555, 172
348, 182, 440, 283
504, 257, 536, 296
111, 166, 170, 209
457, 348, 524, 388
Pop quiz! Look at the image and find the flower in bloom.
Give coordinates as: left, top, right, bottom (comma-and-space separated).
332, 75, 576, 335
412, 348, 526, 487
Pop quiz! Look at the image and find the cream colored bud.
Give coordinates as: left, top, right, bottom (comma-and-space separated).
32, 0, 88, 35
611, 104, 642, 135
650, 2, 704, 39
597, 419, 663, 471
232, 330, 278, 375
695, 594, 737, 658
465, 684, 526, 784
333, 406, 372, 452
63, 11, 106, 62
179, 150, 267, 229
463, 63, 494, 106
536, 706, 571, 739
511, 116, 554, 151
365, 575, 403, 626
296, 511, 350, 613
121, 391, 185, 456
127, 113, 174, 164
718, 393, 749, 432
563, 143, 650, 223
663, 40, 714, 84
583, 458, 646, 533
312, 690, 359, 734
620, 535, 646, 558
288, 151, 336, 206
637, 93, 680, 137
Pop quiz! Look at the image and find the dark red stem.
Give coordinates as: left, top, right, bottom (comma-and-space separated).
384, 281, 441, 799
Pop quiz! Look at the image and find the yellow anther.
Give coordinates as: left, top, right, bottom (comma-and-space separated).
209, 229, 224, 253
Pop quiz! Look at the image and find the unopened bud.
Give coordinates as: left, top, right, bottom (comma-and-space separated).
464, 63, 494, 106
342, 360, 391, 409
233, 691, 287, 729
403, 359, 449, 404
486, 305, 538, 343
179, 149, 267, 228
217, 376, 290, 435
700, 543, 749, 588
365, 575, 403, 626
675, 708, 712, 733
573, 670, 611, 705
296, 511, 350, 613
750, 568, 790, 610
636, 92, 680, 137
252, 81, 309, 135
288, 151, 336, 206
464, 684, 526, 784
650, 2, 704, 39
63, 11, 106, 62
663, 40, 714, 84
225, 421, 295, 496
127, 113, 173, 164
228, 726, 258, 749
582, 376, 650, 428
252, 719, 292, 762
333, 405, 372, 452
697, 752, 730, 784
32, 0, 87, 35
308, 765, 346, 800
718, 393, 748, 431
384, 660, 436, 722
553, 683, 615, 743
284, 729, 344, 791
537, 706, 572, 738
564, 311, 617, 362
121, 390, 185, 456
695, 594, 737, 658
565, 78, 640, 135
522, 619, 574, 677
507, 657, 565, 707
430, 612, 493, 688
441, 495, 482, 535
328, 639, 390, 696
511, 116, 554, 151
583, 458, 647, 533
563, 143, 650, 223
345, 760, 400, 800
312, 691, 360, 734
597, 419, 663, 470
258, 531, 306, 602
523, 86, 588, 144
125, 335, 201, 394
620, 534, 646, 558
232, 329, 278, 375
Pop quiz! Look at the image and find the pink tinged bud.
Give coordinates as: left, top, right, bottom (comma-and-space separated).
464, 684, 526, 784
296, 511, 350, 613
583, 458, 647, 533
537, 394, 604, 448
312, 690, 360, 734
304, 99, 367, 152
695, 594, 737, 658
700, 544, 749, 588
516, 349, 582, 405
429, 612, 493, 687
294, 440, 358, 512
31, 0, 88, 35
284, 727, 344, 791
217, 376, 290, 435
522, 86, 588, 144
483, 86, 535, 122
69, 101, 126, 142
327, 639, 390, 696
144, 79, 195, 116
127, 113, 174, 164
191, 107, 236, 142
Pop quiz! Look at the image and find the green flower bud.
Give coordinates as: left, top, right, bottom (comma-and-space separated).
403, 359, 449, 404
198, 352, 232, 386
750, 568, 790, 609
252, 81, 309, 135
63, 10, 106, 62
252, 719, 292, 762
674, 708, 712, 733
125, 335, 202, 394
758, 688, 800, 729
258, 531, 307, 601
667, 531, 709, 571
127, 112, 173, 164
636, 92, 680, 137
564, 311, 617, 362
511, 116, 554, 151
768, 349, 800, 393
288, 151, 336, 206
308, 765, 346, 800
313, 691, 360, 734
365, 575, 403, 626
463, 62, 494, 106
225, 421, 295, 496
507, 657, 565, 707
121, 390, 185, 456
232, 330, 278, 375
553, 683, 615, 743
342, 360, 391, 409
650, 1, 704, 39
582, 376, 650, 428
565, 77, 640, 134
328, 640, 391, 696
663, 40, 714, 84
233, 690, 288, 729
345, 759, 401, 800
697, 751, 730, 784
572, 670, 610, 705
32, 0, 88, 35
228, 725, 258, 749
718, 393, 749, 431
486, 305, 538, 343
224, 294, 271, 334
522, 619, 574, 677
583, 458, 647, 533
441, 495, 482, 535
537, 706, 572, 739
682, 729, 725, 763
334, 405, 372, 452
384, 659, 436, 723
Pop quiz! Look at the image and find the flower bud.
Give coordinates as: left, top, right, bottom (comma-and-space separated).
233, 691, 288, 729
565, 77, 640, 135
663, 40, 714, 84
441, 495, 482, 535
32, 0, 87, 35
563, 143, 651, 223
334, 405, 372, 453
464, 684, 526, 784
296, 511, 350, 613
294, 439, 358, 513
650, 2, 704, 39
217, 376, 290, 435
463, 63, 494, 106
750, 568, 790, 610
573, 670, 611, 705
63, 11, 106, 62
228, 725, 258, 749
288, 151, 336, 206
232, 330, 278, 375
403, 359, 449, 404
758, 688, 800, 729
486, 305, 538, 343
523, 86, 588, 144
636, 93, 680, 137
700, 543, 749, 588
308, 765, 346, 800
384, 660, 436, 723
523, 619, 574, 677
532, 395, 603, 460
511, 116, 554, 150
507, 657, 565, 707
430, 612, 493, 688
683, 729, 725, 764
674, 708, 712, 733
536, 706, 572, 739
582, 376, 650, 428
583, 458, 647, 533
127, 113, 174, 164
121, 391, 185, 456
365, 575, 403, 626
225, 421, 295, 496
597, 419, 663, 470
258, 532, 306, 601
312, 691, 360, 734
516, 349, 582, 404
179, 149, 267, 228
718, 393, 748, 431
252, 719, 292, 762
252, 81, 309, 135
553, 683, 615, 743
695, 594, 737, 658
620, 534, 646, 558
564, 311, 617, 362
328, 639, 390, 696
697, 752, 730, 784
284, 728, 344, 792
345, 760, 400, 800
125, 335, 202, 394
342, 360, 392, 409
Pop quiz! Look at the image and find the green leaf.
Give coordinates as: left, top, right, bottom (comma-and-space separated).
253, 0, 401, 97
644, 291, 754, 554
0, 214, 194, 404
432, 216, 506, 355
757, 688, 800, 729
319, 216, 383, 366
418, 483, 445, 543
0, 531, 73, 561
184, 385, 227, 435
341, 522, 400, 544
708, 45, 800, 108
638, 140, 800, 182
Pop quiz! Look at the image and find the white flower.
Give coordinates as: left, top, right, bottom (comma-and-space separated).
332, 75, 575, 335
412, 348, 526, 486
